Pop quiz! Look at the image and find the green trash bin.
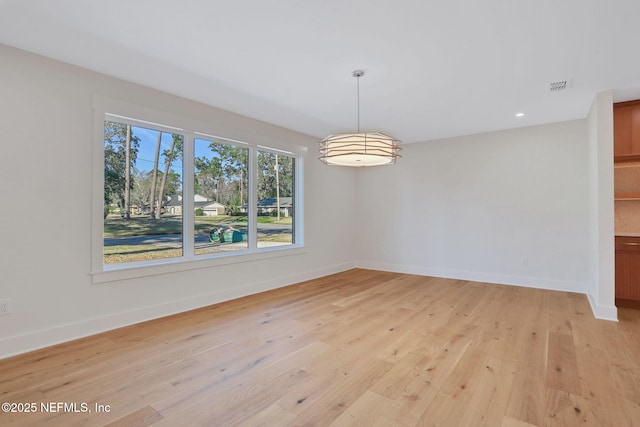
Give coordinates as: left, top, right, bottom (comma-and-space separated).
209, 229, 221, 242
209, 228, 247, 243
227, 230, 247, 243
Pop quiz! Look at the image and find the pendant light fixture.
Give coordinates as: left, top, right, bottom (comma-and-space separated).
319, 70, 401, 167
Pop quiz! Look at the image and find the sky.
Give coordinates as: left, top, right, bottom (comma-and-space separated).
132, 125, 182, 177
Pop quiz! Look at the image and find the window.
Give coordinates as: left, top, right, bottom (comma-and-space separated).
194, 137, 248, 256
103, 120, 184, 264
92, 98, 304, 281
256, 149, 296, 248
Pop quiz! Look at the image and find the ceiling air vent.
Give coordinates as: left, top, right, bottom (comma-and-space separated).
549, 80, 570, 92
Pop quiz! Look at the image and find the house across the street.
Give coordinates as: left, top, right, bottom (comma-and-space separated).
165, 194, 218, 215
202, 201, 226, 216
241, 197, 293, 217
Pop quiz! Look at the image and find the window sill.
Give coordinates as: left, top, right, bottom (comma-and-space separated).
91, 245, 306, 284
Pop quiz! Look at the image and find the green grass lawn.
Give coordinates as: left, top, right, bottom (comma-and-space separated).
104, 244, 183, 264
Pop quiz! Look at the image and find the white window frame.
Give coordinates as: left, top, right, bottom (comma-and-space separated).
91, 96, 305, 284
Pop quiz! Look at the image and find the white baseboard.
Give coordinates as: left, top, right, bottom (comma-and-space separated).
586, 292, 618, 321
0, 262, 354, 360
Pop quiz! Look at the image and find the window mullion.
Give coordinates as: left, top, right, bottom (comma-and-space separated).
248, 145, 258, 252
293, 157, 300, 245
183, 133, 195, 258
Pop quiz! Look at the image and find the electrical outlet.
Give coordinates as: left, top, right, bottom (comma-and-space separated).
0, 299, 10, 315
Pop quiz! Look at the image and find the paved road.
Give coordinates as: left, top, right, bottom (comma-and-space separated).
104, 223, 291, 247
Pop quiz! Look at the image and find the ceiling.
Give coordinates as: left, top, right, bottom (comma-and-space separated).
1, 0, 640, 144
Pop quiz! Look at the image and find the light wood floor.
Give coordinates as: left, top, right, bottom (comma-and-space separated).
1, 269, 640, 426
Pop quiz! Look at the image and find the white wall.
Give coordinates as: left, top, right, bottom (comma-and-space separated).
356, 120, 592, 294
0, 44, 357, 359
587, 91, 617, 320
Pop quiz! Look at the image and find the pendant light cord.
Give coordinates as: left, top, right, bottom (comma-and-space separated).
356, 73, 360, 132
353, 70, 364, 132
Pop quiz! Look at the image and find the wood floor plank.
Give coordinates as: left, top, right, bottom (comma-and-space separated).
544, 388, 601, 426
388, 333, 475, 425
104, 405, 163, 427
438, 329, 497, 404
608, 364, 640, 416
505, 371, 547, 426
233, 404, 296, 427
457, 356, 516, 426
574, 345, 635, 426
371, 415, 409, 427
371, 352, 425, 399
501, 417, 540, 427
546, 332, 581, 395
418, 392, 467, 426
383, 370, 439, 426
327, 390, 395, 427
282, 356, 392, 426
1, 269, 640, 426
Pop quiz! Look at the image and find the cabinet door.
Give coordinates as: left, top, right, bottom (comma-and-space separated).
616, 251, 640, 300
614, 100, 640, 161
615, 106, 632, 157
615, 237, 640, 301
632, 106, 640, 154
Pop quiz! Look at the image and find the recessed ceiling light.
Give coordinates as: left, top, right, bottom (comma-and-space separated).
515, 112, 525, 118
